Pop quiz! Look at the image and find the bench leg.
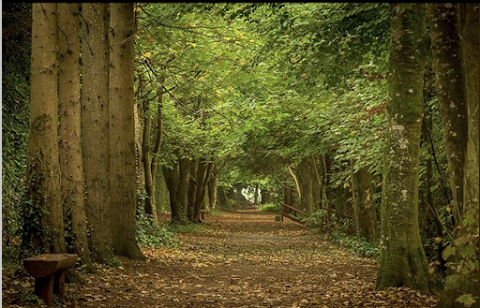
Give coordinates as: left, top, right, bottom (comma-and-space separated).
34, 275, 55, 306
54, 271, 66, 298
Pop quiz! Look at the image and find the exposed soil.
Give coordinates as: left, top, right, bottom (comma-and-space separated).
2, 206, 439, 307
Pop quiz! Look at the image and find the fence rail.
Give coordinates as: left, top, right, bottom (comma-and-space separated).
279, 202, 355, 225
280, 202, 308, 224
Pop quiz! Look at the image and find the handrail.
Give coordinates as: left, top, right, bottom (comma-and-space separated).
279, 202, 355, 223
280, 202, 309, 217
279, 202, 307, 225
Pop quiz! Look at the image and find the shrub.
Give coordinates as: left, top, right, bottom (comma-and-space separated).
257, 202, 281, 213
327, 231, 380, 259
136, 214, 179, 248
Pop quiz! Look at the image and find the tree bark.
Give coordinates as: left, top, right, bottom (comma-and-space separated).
208, 166, 218, 210
108, 2, 144, 259
24, 3, 65, 254
155, 168, 170, 214
297, 158, 314, 215
58, 3, 92, 268
164, 163, 179, 219
193, 161, 214, 222
436, 3, 479, 307
142, 74, 166, 222
81, 3, 114, 263
427, 3, 467, 227
376, 3, 436, 294
134, 7, 145, 196
187, 159, 199, 221
351, 166, 378, 241
175, 158, 191, 224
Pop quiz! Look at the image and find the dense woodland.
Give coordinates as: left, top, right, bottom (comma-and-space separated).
2, 3, 478, 307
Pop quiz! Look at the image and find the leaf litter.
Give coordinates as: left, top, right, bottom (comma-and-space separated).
2, 207, 439, 307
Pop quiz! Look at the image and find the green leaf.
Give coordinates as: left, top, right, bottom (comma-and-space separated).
442, 245, 456, 260
455, 294, 477, 308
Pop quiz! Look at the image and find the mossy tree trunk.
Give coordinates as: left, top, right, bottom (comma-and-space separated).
427, 3, 467, 227
164, 163, 180, 220
24, 3, 65, 254
436, 4, 479, 307
352, 167, 378, 241
376, 3, 436, 294
155, 168, 170, 214
297, 158, 314, 215
142, 74, 166, 222
57, 3, 92, 268
187, 159, 199, 221
175, 158, 191, 224
108, 2, 144, 260
81, 3, 114, 263
193, 161, 214, 222
208, 167, 218, 210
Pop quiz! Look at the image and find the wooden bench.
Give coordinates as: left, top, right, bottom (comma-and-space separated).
23, 253, 78, 306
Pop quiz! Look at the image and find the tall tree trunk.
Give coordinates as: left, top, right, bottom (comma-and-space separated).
427, 3, 467, 227
284, 185, 293, 208
135, 73, 145, 206
24, 3, 65, 254
155, 168, 170, 214
81, 3, 114, 263
134, 8, 145, 196
58, 3, 92, 267
164, 163, 179, 220
297, 158, 314, 215
311, 155, 322, 210
191, 161, 207, 222
175, 158, 191, 224
321, 155, 331, 230
376, 3, 436, 294
260, 188, 271, 205
351, 166, 378, 241
187, 159, 199, 221
208, 166, 218, 210
253, 183, 259, 205
421, 111, 446, 273
141, 89, 155, 218
436, 4, 479, 307
193, 162, 214, 221
142, 74, 166, 222
108, 2, 144, 259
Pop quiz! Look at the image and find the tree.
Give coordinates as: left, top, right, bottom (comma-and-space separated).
108, 2, 144, 259
435, 3, 479, 307
23, 3, 65, 254
141, 74, 166, 223
427, 3, 467, 228
57, 2, 92, 267
81, 3, 115, 263
351, 167, 378, 241
376, 3, 436, 294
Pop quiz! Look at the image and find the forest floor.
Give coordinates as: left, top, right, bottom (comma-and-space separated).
3, 206, 440, 308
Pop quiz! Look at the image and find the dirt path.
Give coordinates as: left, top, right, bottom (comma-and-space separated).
3, 207, 439, 307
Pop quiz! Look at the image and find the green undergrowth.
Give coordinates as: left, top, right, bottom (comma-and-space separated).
206, 208, 223, 216
136, 214, 180, 248
326, 231, 380, 260
167, 222, 204, 234
257, 203, 281, 213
